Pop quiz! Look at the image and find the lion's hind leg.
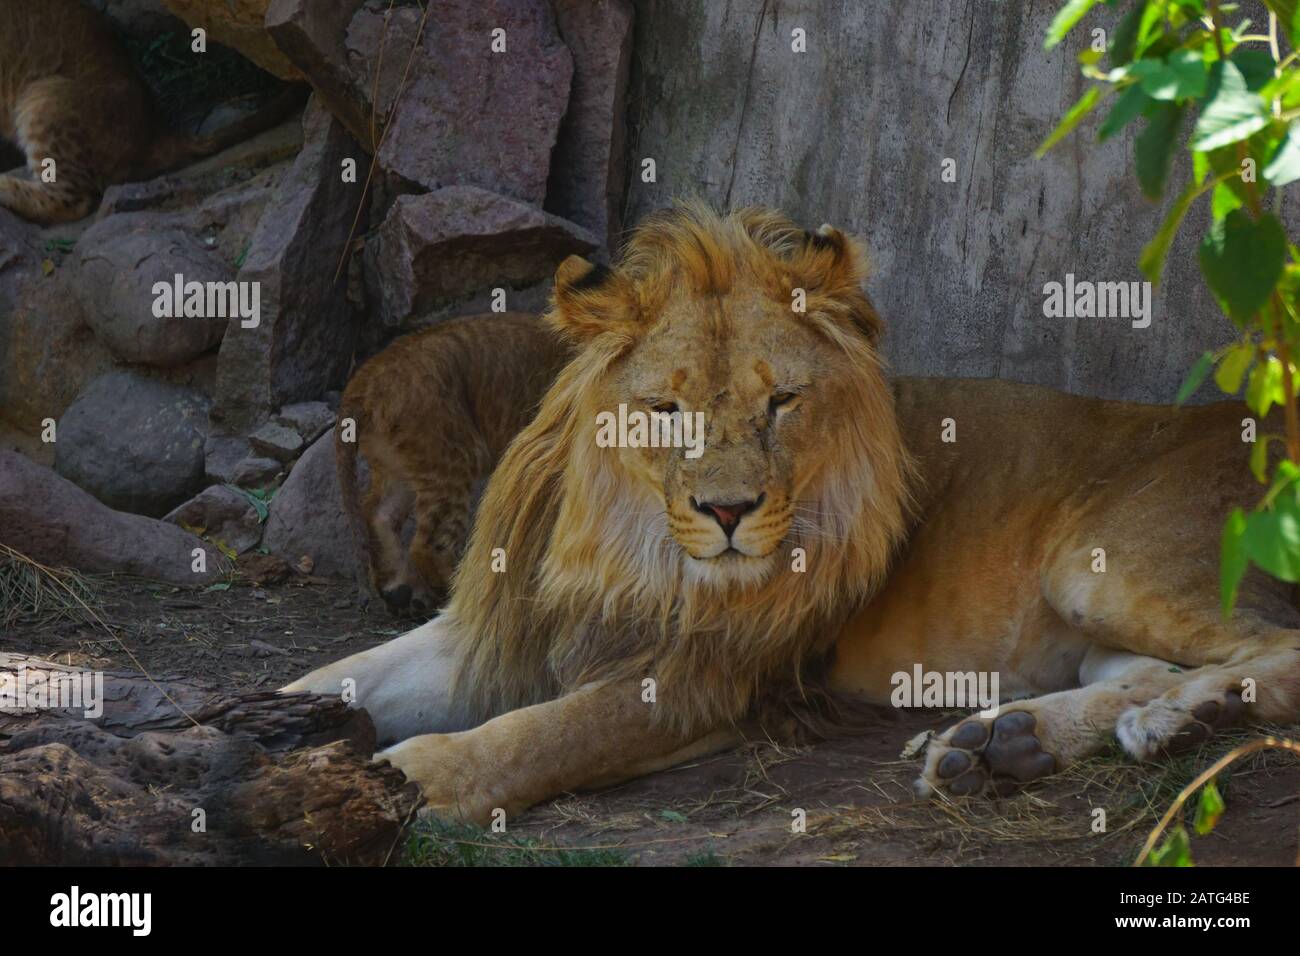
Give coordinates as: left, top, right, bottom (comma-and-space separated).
917, 646, 1186, 798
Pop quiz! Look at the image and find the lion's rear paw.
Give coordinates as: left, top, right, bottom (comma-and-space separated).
1116, 688, 1246, 760
916, 710, 1057, 799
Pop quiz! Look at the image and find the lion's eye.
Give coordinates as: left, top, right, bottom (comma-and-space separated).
649, 400, 679, 415
768, 392, 799, 415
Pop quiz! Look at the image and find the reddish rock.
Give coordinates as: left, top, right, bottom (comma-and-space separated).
376, 0, 573, 204
0, 451, 230, 584
545, 0, 635, 248
211, 96, 363, 435
364, 185, 597, 327
163, 484, 264, 554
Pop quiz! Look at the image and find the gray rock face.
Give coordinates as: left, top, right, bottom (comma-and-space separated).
0, 451, 229, 584
54, 371, 211, 518
365, 186, 598, 327
376, 0, 573, 204
261, 433, 355, 579
266, 0, 373, 146
248, 421, 304, 462
74, 215, 232, 367
622, 0, 1282, 403
274, 401, 336, 445
211, 96, 362, 435
545, 0, 635, 248
163, 484, 264, 554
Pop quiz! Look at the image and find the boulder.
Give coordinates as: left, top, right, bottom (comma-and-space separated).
211, 96, 362, 435
231, 456, 283, 488
248, 420, 303, 461
261, 433, 355, 579
274, 400, 335, 444
54, 371, 211, 518
74, 214, 233, 367
0, 218, 114, 437
0, 451, 229, 584
163, 484, 264, 553
375, 0, 573, 204
265, 0, 374, 147
160, 0, 304, 81
545, 0, 635, 248
364, 185, 597, 327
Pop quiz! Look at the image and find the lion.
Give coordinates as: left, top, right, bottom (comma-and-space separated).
286, 203, 1300, 824
336, 312, 571, 613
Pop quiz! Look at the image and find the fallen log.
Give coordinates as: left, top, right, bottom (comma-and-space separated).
0, 653, 420, 865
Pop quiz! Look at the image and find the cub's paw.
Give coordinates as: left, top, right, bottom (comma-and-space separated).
916, 710, 1057, 799
1116, 688, 1246, 761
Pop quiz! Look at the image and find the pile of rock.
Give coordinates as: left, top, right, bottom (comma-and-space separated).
0, 0, 634, 586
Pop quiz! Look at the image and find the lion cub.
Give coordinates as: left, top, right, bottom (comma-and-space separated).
0, 0, 300, 224
338, 312, 572, 614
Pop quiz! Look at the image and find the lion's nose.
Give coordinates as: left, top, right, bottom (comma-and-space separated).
692, 493, 764, 537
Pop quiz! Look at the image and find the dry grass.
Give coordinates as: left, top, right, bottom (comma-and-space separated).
0, 543, 100, 629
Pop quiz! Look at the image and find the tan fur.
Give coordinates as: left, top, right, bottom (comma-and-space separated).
336, 312, 572, 612
0, 0, 303, 224
291, 203, 1300, 823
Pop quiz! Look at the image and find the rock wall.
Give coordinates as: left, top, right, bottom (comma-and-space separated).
622, 0, 1292, 402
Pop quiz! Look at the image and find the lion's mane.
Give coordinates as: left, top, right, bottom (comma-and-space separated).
446, 203, 915, 736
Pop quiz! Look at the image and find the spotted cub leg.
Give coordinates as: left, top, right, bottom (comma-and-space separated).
1, 78, 99, 224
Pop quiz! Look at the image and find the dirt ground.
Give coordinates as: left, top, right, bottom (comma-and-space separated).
6, 574, 1298, 867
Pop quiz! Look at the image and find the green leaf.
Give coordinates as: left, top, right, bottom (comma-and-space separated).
1264, 123, 1300, 187
1142, 177, 1213, 285
1244, 509, 1300, 582
1131, 49, 1207, 101
1176, 351, 1215, 404
1045, 0, 1100, 50
1145, 826, 1193, 867
1110, 1, 1149, 67
225, 483, 271, 523
1214, 342, 1254, 393
1198, 210, 1286, 321
1193, 60, 1269, 152
1246, 356, 1286, 416
1136, 102, 1185, 199
1250, 435, 1275, 483
659, 809, 688, 823
1221, 507, 1249, 615
1230, 48, 1276, 92
1210, 180, 1243, 220
1099, 84, 1151, 141
1036, 86, 1107, 157
1193, 779, 1226, 836
1262, 0, 1300, 47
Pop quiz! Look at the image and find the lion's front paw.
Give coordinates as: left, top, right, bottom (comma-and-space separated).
376, 734, 498, 827
916, 710, 1057, 799
1116, 687, 1246, 760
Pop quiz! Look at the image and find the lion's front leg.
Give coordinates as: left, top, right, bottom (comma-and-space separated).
378, 679, 737, 826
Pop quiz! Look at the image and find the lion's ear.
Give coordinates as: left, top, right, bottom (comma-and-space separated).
791, 226, 883, 344
547, 255, 637, 341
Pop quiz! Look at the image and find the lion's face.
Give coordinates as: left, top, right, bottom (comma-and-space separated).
594, 287, 851, 586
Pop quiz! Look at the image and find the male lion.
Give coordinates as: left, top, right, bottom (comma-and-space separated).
287, 203, 1300, 822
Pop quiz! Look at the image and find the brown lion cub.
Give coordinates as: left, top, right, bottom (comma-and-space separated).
0, 0, 302, 224
337, 312, 573, 614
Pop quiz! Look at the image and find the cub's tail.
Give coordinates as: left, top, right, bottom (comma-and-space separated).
142, 84, 310, 177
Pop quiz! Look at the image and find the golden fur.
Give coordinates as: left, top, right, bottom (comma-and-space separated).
289, 203, 1300, 824
448, 204, 913, 737
0, 0, 301, 224
336, 313, 572, 612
